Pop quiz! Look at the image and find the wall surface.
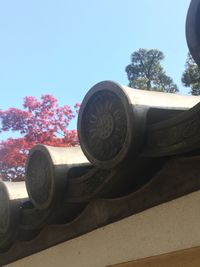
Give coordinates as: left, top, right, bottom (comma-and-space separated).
109, 246, 200, 267
5, 190, 200, 267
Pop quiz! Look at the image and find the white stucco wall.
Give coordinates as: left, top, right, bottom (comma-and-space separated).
5, 190, 200, 267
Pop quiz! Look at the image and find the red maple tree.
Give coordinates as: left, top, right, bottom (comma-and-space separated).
0, 95, 79, 181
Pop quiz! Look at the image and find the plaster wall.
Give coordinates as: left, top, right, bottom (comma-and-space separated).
5, 190, 200, 267
109, 246, 200, 267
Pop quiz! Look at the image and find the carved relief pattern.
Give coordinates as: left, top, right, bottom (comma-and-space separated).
83, 169, 109, 195
27, 151, 52, 207
66, 169, 109, 201
81, 91, 127, 161
146, 109, 200, 154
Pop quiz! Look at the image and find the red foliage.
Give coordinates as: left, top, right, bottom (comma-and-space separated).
0, 94, 79, 181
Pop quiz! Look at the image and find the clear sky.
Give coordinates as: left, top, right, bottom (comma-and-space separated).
0, 0, 191, 139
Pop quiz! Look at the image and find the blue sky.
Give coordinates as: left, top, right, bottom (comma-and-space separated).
0, 0, 191, 138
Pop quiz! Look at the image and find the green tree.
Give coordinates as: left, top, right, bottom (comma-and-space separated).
125, 48, 178, 93
182, 53, 200, 95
